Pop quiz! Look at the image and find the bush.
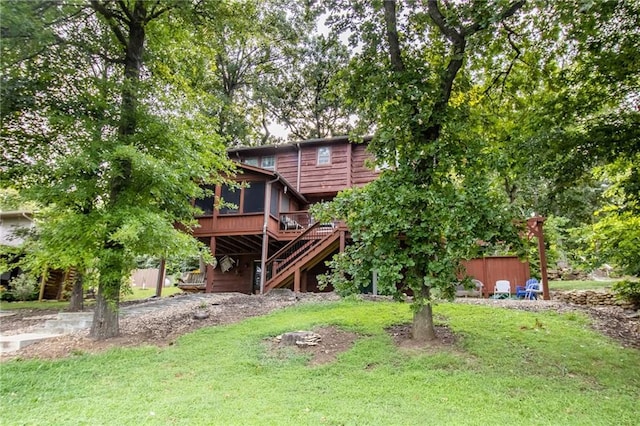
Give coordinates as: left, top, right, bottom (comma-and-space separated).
8, 274, 39, 301
612, 280, 640, 308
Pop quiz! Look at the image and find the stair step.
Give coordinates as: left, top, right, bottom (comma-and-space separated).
44, 319, 92, 332
0, 332, 63, 353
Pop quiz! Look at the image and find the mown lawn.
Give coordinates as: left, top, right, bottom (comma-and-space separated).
0, 286, 184, 311
1, 300, 638, 425
548, 280, 615, 291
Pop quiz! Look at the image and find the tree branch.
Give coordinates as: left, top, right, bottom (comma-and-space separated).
89, 1, 128, 48
462, 0, 526, 37
147, 1, 171, 22
116, 0, 133, 23
426, 0, 462, 46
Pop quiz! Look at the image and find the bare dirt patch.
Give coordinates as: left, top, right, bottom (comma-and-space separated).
386, 323, 458, 351
266, 326, 359, 366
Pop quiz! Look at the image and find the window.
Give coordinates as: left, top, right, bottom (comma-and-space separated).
261, 155, 275, 170
317, 147, 331, 165
219, 185, 240, 214
194, 185, 214, 216
243, 181, 265, 213
280, 193, 290, 212
243, 157, 259, 166
270, 185, 279, 216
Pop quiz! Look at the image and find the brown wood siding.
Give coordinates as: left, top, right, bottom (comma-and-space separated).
211, 254, 257, 294
351, 144, 379, 187
298, 144, 348, 195
462, 256, 530, 297
274, 151, 299, 188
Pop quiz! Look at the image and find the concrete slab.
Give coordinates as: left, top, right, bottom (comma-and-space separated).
0, 332, 63, 353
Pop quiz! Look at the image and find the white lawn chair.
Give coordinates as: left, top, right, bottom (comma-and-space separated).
493, 280, 511, 299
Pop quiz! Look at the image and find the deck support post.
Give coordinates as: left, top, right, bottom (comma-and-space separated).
294, 268, 301, 293
205, 238, 216, 293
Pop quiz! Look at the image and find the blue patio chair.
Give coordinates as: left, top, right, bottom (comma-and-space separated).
516, 278, 540, 300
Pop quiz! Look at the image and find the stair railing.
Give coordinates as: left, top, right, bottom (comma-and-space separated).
265, 221, 338, 281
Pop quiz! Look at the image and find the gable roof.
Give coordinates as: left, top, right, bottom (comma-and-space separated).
227, 135, 373, 157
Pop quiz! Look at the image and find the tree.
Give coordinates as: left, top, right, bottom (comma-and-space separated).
315, 0, 527, 341
193, 0, 316, 146
1, 0, 235, 338
469, 0, 640, 275
261, 34, 355, 140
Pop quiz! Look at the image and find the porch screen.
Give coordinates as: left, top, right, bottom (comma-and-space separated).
219, 185, 240, 214
243, 181, 265, 213
270, 185, 279, 216
194, 185, 214, 215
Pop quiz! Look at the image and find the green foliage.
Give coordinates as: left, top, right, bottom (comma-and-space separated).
1, 1, 237, 323
315, 1, 528, 322
313, 168, 522, 306
7, 273, 38, 302
574, 210, 640, 276
612, 280, 640, 308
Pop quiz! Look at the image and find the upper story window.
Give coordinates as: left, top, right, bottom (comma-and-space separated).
243, 157, 259, 166
261, 155, 275, 170
317, 146, 331, 165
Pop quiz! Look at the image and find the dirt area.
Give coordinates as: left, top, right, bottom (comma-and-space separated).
1, 293, 638, 363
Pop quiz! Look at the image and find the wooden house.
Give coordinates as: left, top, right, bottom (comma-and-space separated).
188, 136, 549, 298
189, 136, 379, 295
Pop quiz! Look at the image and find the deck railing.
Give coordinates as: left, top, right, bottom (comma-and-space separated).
279, 211, 312, 231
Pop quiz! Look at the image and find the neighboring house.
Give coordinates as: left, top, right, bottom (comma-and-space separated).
0, 211, 72, 300
0, 211, 34, 248
0, 211, 35, 288
188, 136, 380, 294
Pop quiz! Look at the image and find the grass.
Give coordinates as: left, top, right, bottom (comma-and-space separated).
0, 286, 184, 311
121, 285, 184, 301
548, 280, 616, 291
1, 300, 638, 425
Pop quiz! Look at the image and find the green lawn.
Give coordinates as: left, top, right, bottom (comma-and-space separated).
1, 300, 638, 425
0, 286, 184, 311
548, 280, 616, 291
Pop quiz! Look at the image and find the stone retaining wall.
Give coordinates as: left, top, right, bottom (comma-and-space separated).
551, 290, 635, 310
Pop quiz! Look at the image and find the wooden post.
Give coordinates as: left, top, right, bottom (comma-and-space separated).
536, 220, 550, 300
294, 268, 301, 293
38, 268, 46, 301
155, 258, 166, 298
527, 217, 549, 300
206, 238, 216, 293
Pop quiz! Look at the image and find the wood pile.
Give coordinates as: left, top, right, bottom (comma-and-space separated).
552, 290, 634, 309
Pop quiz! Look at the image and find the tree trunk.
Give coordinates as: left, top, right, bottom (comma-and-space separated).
67, 272, 84, 312
90, 285, 120, 339
412, 302, 437, 342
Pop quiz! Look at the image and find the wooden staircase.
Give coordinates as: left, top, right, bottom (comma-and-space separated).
264, 222, 346, 293
41, 268, 76, 300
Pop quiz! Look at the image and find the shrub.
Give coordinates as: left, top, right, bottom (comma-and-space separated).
612, 280, 640, 308
8, 274, 39, 301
